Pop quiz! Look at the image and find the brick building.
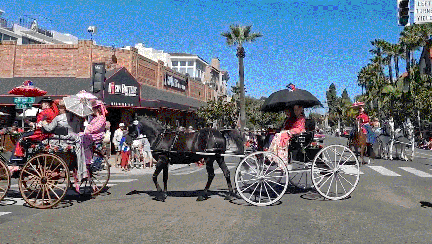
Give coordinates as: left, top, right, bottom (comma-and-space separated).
0, 40, 218, 129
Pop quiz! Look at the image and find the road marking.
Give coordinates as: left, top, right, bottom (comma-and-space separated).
0, 212, 11, 216
106, 179, 137, 183
367, 166, 401, 176
10, 183, 117, 188
339, 165, 364, 175
172, 167, 204, 175
399, 167, 432, 177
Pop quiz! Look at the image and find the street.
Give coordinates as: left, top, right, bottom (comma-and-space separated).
1, 136, 432, 243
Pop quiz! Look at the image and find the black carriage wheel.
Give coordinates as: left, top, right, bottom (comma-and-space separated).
19, 153, 69, 209
0, 159, 11, 201
80, 151, 110, 196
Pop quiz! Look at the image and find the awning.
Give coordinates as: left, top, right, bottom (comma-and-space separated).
140, 84, 206, 110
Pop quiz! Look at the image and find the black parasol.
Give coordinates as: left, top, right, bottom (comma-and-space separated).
261, 85, 322, 112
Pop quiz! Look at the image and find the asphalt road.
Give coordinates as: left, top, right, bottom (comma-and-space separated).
1, 136, 432, 243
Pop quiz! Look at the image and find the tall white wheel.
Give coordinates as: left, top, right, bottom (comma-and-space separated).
311, 145, 360, 200
235, 151, 289, 206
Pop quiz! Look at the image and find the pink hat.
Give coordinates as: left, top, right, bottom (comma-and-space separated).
91, 100, 108, 116
352, 102, 365, 108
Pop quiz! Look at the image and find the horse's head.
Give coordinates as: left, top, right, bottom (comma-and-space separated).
403, 118, 414, 140
137, 116, 164, 146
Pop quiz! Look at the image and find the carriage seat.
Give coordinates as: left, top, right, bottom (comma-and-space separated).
288, 119, 316, 150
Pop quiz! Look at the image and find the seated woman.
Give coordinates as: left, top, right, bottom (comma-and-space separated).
267, 105, 306, 164
77, 100, 107, 178
9, 97, 58, 171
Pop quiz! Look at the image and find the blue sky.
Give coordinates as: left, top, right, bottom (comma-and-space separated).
0, 0, 409, 112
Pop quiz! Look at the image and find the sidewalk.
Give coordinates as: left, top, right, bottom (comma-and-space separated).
107, 155, 155, 175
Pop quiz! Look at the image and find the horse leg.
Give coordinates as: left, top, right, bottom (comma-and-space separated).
389, 140, 394, 160
197, 157, 214, 201
215, 155, 234, 200
162, 159, 169, 199
152, 157, 168, 201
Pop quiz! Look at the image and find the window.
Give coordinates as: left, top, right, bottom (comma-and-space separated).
187, 68, 194, 77
172, 67, 178, 72
188, 61, 194, 66
172, 61, 178, 66
180, 68, 186, 74
180, 61, 186, 66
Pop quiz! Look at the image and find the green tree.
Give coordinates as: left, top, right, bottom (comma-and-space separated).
326, 83, 337, 113
341, 89, 351, 103
222, 25, 262, 135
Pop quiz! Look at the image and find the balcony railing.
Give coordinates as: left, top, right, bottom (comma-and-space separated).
19, 17, 53, 38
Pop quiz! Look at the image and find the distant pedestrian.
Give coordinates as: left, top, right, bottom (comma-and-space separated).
120, 129, 132, 171
112, 123, 125, 168
103, 121, 112, 159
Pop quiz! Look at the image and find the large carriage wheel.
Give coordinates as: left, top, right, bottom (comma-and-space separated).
81, 151, 110, 196
19, 153, 69, 209
311, 145, 360, 200
0, 159, 10, 201
235, 151, 289, 206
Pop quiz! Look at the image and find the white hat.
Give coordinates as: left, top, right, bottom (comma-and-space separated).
138, 134, 145, 138
119, 123, 125, 127
133, 120, 139, 125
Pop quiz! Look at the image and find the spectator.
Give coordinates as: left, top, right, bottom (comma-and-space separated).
186, 126, 195, 133
103, 121, 112, 159
120, 129, 132, 171
141, 134, 154, 168
112, 123, 125, 168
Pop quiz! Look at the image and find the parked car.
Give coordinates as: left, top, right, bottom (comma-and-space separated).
342, 127, 353, 138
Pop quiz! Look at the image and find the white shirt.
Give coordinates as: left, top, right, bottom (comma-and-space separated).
112, 128, 123, 146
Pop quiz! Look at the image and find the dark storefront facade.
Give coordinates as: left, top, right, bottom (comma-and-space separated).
0, 66, 206, 130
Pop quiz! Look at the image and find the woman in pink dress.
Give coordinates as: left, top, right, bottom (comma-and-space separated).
268, 105, 306, 163
74, 100, 107, 192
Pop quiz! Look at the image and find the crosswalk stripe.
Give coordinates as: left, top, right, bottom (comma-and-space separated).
0, 212, 12, 216
107, 179, 137, 183
339, 165, 364, 175
399, 167, 432, 177
367, 166, 401, 176
172, 168, 204, 175
10, 183, 118, 188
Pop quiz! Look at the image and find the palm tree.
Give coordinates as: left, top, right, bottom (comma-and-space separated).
221, 25, 262, 134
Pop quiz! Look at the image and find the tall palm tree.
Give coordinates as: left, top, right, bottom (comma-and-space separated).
221, 25, 262, 134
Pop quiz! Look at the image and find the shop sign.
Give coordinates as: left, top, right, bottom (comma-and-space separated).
108, 82, 138, 97
109, 102, 136, 107
164, 74, 187, 91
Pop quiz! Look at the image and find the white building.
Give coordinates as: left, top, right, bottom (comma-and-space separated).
128, 43, 172, 67
0, 10, 78, 45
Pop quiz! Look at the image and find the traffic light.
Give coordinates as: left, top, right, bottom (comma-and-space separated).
398, 0, 410, 26
92, 63, 106, 93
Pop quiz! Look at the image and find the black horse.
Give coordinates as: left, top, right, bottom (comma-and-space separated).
137, 117, 244, 202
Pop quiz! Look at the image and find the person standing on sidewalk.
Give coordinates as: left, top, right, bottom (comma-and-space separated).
112, 123, 125, 168
103, 121, 112, 159
120, 129, 132, 171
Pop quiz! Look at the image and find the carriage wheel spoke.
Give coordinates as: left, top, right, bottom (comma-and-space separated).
239, 177, 258, 183
243, 159, 259, 174
263, 182, 272, 203
325, 174, 335, 197
263, 154, 277, 175
239, 180, 258, 193
29, 164, 42, 178
336, 176, 348, 195
46, 183, 62, 200
314, 171, 333, 187
324, 149, 334, 168
337, 173, 355, 187
339, 153, 354, 167
264, 180, 280, 197
258, 182, 263, 204
22, 169, 40, 180
265, 178, 287, 187
44, 185, 53, 204
248, 182, 260, 201
317, 155, 333, 170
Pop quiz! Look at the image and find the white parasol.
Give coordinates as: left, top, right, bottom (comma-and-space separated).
63, 95, 93, 117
